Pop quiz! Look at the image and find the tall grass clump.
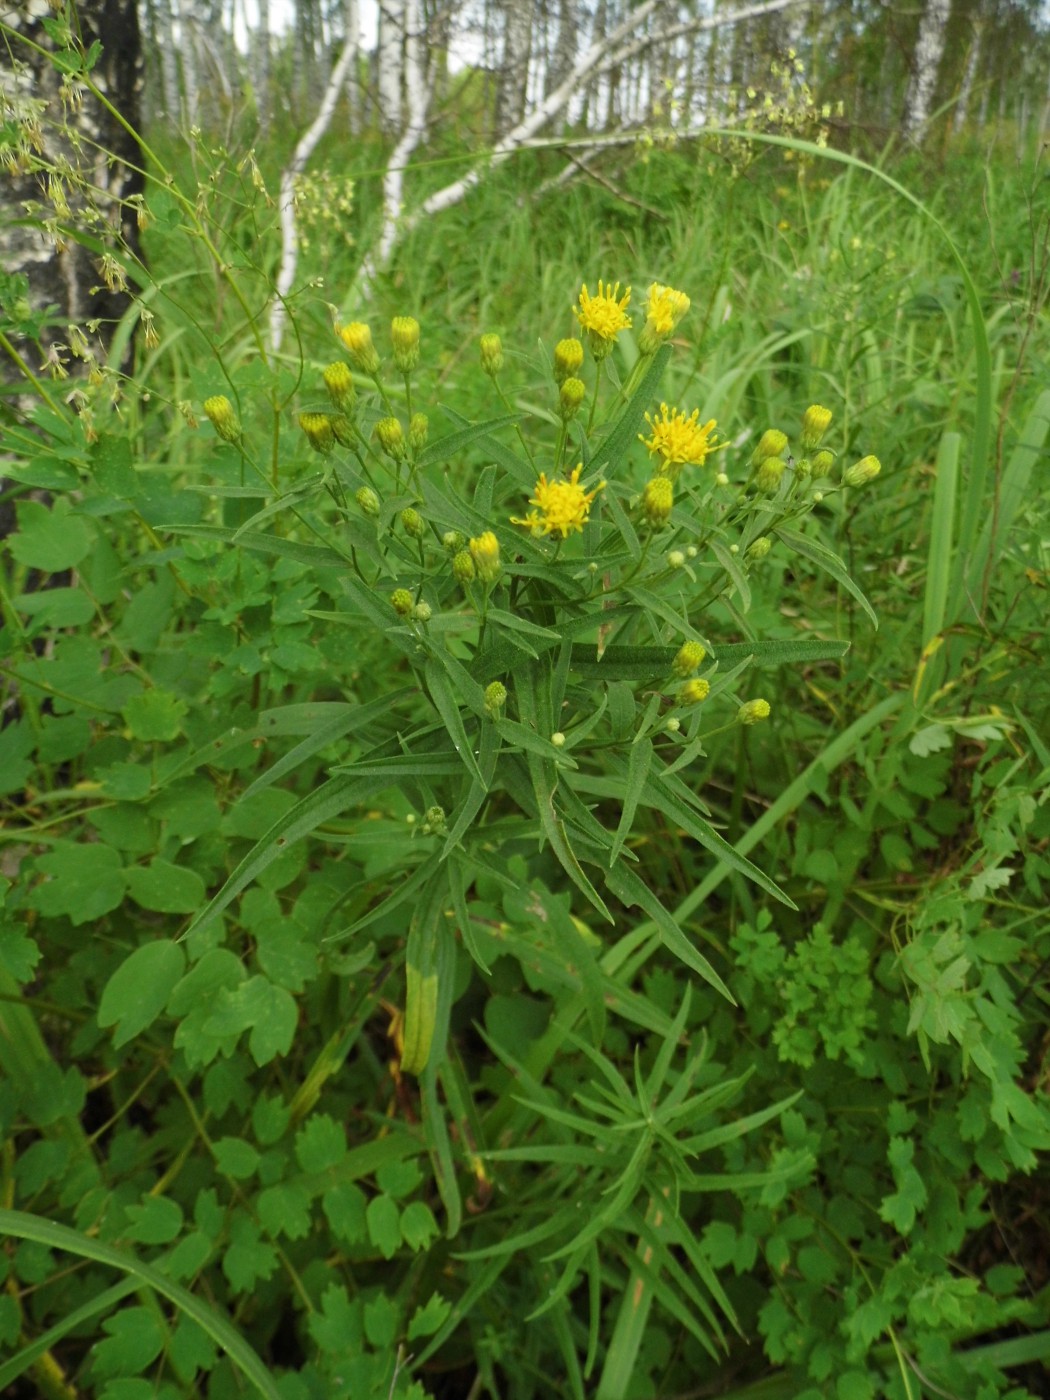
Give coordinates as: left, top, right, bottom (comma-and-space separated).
2, 12, 1049, 1400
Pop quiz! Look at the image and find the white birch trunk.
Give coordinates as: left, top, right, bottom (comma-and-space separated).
377, 0, 405, 134
344, 0, 362, 134
901, 0, 951, 140
952, 21, 980, 135
496, 0, 533, 133
254, 0, 271, 136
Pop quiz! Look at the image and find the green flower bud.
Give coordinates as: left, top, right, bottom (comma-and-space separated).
299, 411, 335, 454
738, 698, 771, 725
679, 678, 710, 705
391, 316, 420, 373
323, 362, 356, 413
667, 550, 686, 569
408, 412, 429, 452
553, 337, 584, 383
203, 395, 241, 442
413, 601, 432, 623
479, 333, 504, 376
755, 457, 786, 493
330, 414, 354, 447
550, 732, 566, 748
390, 588, 414, 616
641, 475, 673, 526
442, 530, 465, 553
811, 449, 835, 478
672, 641, 706, 677
355, 485, 380, 517
452, 549, 476, 584
484, 681, 507, 717
422, 804, 446, 834
800, 404, 832, 450
375, 416, 406, 460
469, 531, 502, 584
400, 507, 425, 539
750, 428, 788, 466
794, 456, 812, 480
339, 321, 380, 375
843, 454, 881, 487
559, 376, 586, 423
746, 536, 772, 561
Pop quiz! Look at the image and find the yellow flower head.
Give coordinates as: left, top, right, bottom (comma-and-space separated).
642, 404, 718, 479
574, 281, 632, 359
645, 283, 690, 337
511, 464, 605, 540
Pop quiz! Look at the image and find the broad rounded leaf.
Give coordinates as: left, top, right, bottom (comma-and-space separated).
99, 940, 186, 1048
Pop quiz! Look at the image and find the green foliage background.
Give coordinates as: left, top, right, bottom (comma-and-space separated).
1, 32, 1050, 1400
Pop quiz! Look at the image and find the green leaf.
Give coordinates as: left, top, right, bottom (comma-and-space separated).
8, 498, 93, 572
184, 774, 387, 941
167, 524, 346, 570
125, 859, 205, 914
122, 1196, 183, 1245
0, 926, 41, 983
295, 1114, 347, 1173
418, 413, 521, 468
424, 657, 485, 785
0, 1209, 281, 1399
774, 526, 878, 629
605, 863, 733, 1001
366, 1194, 401, 1259
593, 344, 672, 475
402, 876, 454, 1077
213, 1137, 261, 1180
204, 976, 297, 1066
121, 689, 189, 743
91, 1306, 165, 1379
30, 842, 126, 925
610, 736, 653, 865
222, 1213, 278, 1293
98, 940, 186, 1048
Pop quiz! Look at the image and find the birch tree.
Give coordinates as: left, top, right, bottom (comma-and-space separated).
496, 0, 533, 131
902, 0, 951, 139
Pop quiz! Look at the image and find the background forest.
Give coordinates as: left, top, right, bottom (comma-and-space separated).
1, 2, 1049, 1399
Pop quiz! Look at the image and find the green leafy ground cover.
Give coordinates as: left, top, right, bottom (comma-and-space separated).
1, 82, 1049, 1400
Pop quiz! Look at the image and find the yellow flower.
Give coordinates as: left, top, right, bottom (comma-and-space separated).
645, 283, 690, 336
511, 464, 605, 539
573, 280, 632, 359
642, 404, 718, 478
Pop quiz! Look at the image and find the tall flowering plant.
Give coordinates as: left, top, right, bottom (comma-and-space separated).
190, 278, 881, 1075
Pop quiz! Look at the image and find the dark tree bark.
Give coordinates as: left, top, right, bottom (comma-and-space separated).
0, 0, 144, 362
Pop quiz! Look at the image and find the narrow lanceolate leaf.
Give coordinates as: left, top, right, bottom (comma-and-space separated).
424, 658, 485, 785
402, 875, 454, 1077
183, 774, 388, 941
516, 664, 612, 923
416, 413, 521, 469
605, 864, 733, 1003
568, 637, 849, 679
166, 523, 346, 570
643, 775, 796, 909
774, 526, 878, 630
0, 1210, 281, 1400
242, 690, 416, 799
610, 737, 653, 866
